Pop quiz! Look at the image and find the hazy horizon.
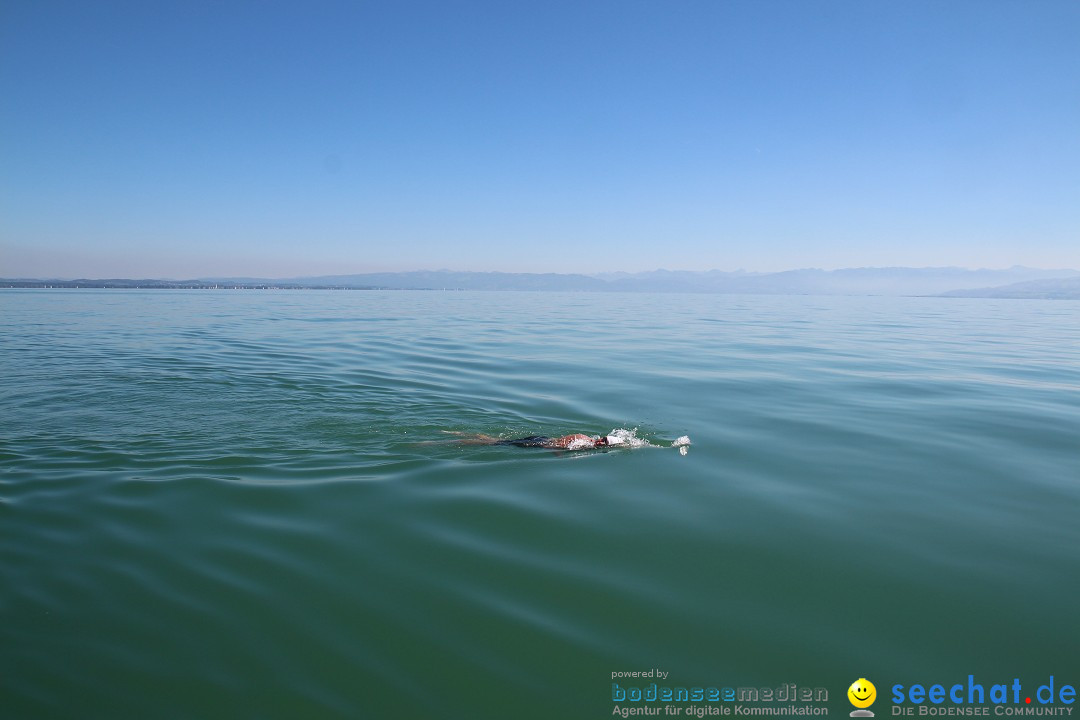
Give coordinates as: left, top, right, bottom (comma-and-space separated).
6, 245, 1080, 285
6, 263, 1080, 284
3, 2, 1078, 279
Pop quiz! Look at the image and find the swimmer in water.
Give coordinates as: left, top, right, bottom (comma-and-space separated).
445, 432, 624, 449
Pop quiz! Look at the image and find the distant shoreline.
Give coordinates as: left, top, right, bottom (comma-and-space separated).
3, 267, 1080, 298
0, 281, 387, 290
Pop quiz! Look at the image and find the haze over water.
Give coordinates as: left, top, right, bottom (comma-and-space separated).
2, 289, 1078, 719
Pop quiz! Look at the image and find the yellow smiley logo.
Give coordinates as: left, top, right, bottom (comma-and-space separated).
848, 678, 877, 709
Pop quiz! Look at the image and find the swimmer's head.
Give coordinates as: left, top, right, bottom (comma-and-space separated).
601, 434, 625, 447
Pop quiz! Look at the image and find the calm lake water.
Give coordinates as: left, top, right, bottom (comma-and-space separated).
2, 289, 1078, 719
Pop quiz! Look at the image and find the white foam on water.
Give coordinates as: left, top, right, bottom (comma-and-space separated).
564, 428, 691, 452
603, 428, 658, 449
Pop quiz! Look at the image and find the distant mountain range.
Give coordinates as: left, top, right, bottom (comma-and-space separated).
4, 266, 1079, 298
939, 276, 1080, 299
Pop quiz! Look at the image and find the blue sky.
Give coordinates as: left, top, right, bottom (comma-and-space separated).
2, 0, 1078, 278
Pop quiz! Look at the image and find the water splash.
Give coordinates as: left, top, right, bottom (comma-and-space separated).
559, 428, 647, 450
597, 427, 672, 449
588, 428, 692, 451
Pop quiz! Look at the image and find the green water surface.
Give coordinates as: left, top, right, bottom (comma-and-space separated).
2, 290, 1078, 719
